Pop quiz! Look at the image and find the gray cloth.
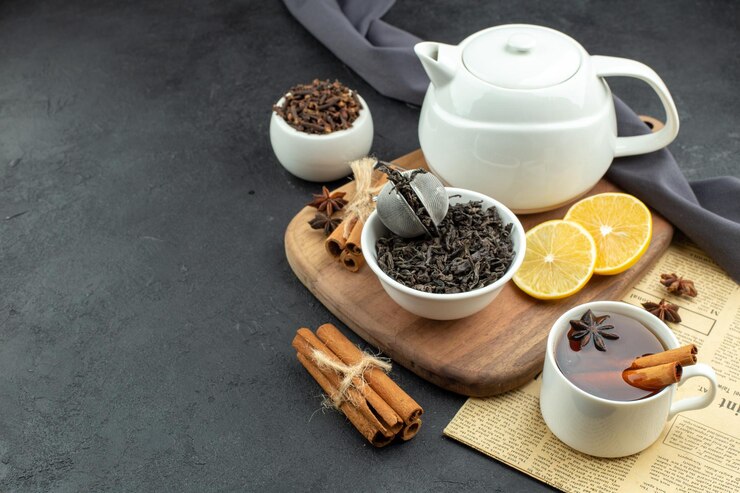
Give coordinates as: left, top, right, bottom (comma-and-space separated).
284, 0, 740, 282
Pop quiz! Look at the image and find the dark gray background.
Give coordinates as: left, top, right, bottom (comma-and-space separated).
0, 0, 738, 491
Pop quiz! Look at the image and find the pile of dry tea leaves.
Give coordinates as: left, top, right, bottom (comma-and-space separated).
376, 201, 516, 294
273, 79, 362, 135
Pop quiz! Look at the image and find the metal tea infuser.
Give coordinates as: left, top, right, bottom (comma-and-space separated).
374, 163, 449, 238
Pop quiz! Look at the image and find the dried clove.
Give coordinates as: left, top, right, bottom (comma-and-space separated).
273, 79, 362, 135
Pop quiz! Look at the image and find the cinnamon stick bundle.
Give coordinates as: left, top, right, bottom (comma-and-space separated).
321, 157, 388, 272
316, 323, 423, 426
293, 329, 402, 437
293, 325, 422, 447
325, 218, 366, 272
295, 353, 393, 447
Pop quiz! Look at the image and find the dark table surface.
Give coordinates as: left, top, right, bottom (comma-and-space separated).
1, 0, 738, 491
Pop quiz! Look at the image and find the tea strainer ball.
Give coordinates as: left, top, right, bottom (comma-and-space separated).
375, 168, 449, 238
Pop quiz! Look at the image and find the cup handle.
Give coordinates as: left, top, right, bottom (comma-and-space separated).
667, 363, 717, 421
591, 55, 680, 158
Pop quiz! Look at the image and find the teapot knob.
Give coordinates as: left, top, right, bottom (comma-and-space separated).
506, 34, 536, 53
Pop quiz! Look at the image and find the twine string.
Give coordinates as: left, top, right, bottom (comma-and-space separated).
311, 348, 391, 409
342, 156, 386, 238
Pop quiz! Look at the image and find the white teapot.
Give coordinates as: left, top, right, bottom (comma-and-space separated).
415, 24, 679, 213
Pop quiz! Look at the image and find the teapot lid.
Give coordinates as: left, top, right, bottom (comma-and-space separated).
462, 25, 582, 90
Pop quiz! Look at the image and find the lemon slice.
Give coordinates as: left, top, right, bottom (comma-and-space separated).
564, 193, 652, 275
513, 220, 597, 300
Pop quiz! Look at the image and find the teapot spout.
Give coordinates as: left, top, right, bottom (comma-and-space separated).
414, 42, 458, 88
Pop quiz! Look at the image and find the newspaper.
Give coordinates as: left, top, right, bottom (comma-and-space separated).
444, 238, 740, 493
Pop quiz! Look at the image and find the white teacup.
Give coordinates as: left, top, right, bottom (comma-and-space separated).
540, 301, 717, 458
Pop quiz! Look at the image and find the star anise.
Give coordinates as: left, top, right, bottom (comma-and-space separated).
308, 212, 342, 236
660, 273, 697, 297
568, 309, 619, 352
307, 186, 348, 217
642, 299, 681, 323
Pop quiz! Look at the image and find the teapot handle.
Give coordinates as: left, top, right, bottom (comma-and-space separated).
592, 56, 680, 158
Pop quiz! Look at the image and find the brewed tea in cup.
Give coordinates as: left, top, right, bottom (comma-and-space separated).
540, 301, 717, 458
555, 310, 665, 401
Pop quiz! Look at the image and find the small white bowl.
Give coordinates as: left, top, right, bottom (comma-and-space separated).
269, 93, 373, 182
361, 187, 526, 320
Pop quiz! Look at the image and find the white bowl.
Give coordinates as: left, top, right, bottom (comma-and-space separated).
269, 93, 373, 182
361, 187, 526, 320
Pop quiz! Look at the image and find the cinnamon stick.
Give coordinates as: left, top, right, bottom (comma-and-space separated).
399, 419, 422, 441
629, 344, 697, 369
623, 361, 682, 390
340, 249, 365, 273
345, 219, 364, 255
316, 323, 423, 425
293, 329, 403, 436
296, 353, 393, 447
325, 219, 350, 258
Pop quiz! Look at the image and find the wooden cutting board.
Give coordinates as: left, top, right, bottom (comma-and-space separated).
285, 150, 673, 396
